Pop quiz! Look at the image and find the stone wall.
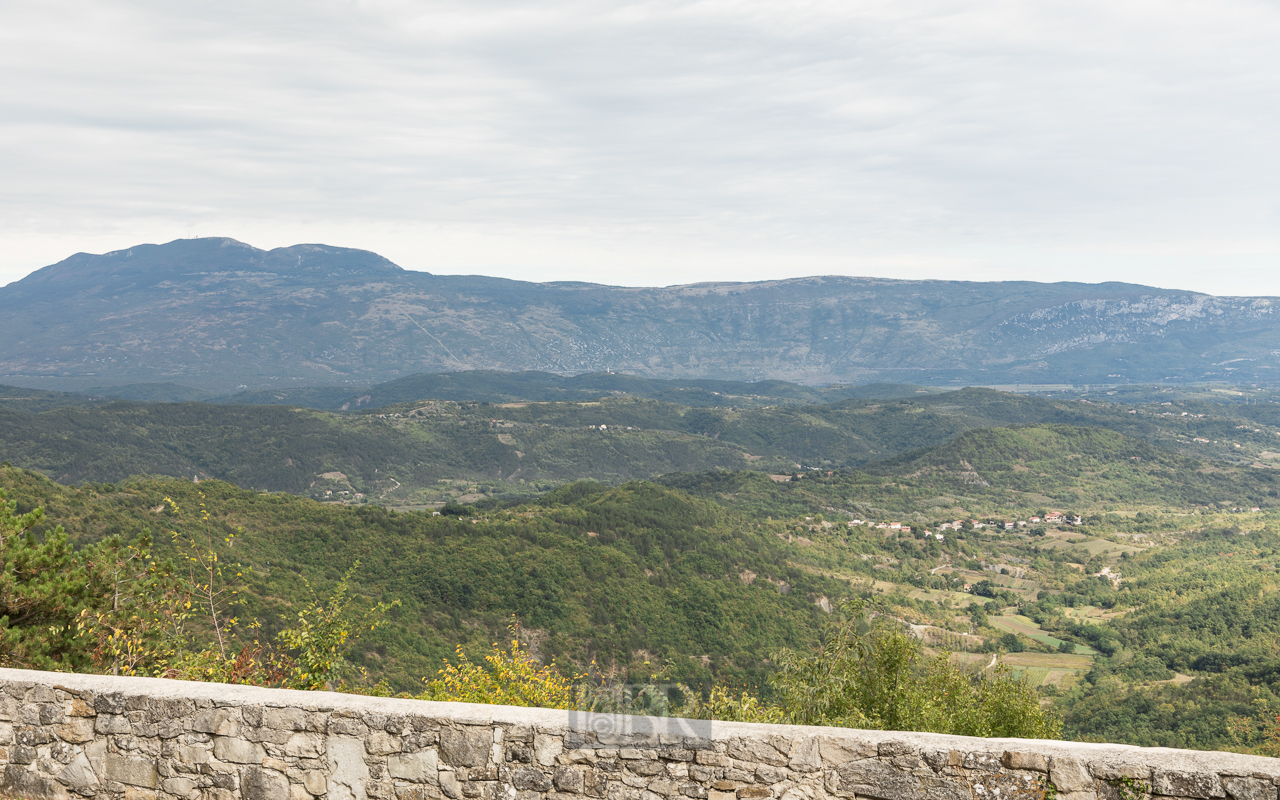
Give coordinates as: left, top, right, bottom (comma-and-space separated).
0, 668, 1278, 800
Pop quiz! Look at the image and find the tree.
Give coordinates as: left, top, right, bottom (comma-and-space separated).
0, 489, 93, 669
277, 562, 400, 691
418, 621, 580, 708
767, 600, 1060, 738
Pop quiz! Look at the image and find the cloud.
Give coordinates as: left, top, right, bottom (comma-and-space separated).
2, 0, 1279, 293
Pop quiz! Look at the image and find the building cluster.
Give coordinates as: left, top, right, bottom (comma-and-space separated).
845, 512, 1083, 539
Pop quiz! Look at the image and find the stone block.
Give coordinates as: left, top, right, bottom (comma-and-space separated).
175, 742, 212, 764
1052, 757, 1096, 794
213, 736, 266, 764
194, 708, 241, 736
265, 707, 309, 731
368, 729, 404, 755
389, 749, 440, 782
331, 716, 369, 737
965, 752, 1002, 772
106, 754, 159, 788
440, 728, 492, 767
1224, 777, 1276, 800
439, 770, 463, 800
1094, 764, 1151, 781
55, 715, 96, 744
304, 769, 328, 795
328, 736, 371, 800
1153, 770, 1227, 799
96, 713, 132, 734
397, 787, 446, 800
68, 698, 95, 717
161, 775, 197, 795
57, 752, 99, 790
513, 766, 554, 792
695, 751, 730, 767
3, 765, 71, 800
818, 738, 876, 767
788, 737, 821, 772
241, 765, 290, 800
1004, 751, 1049, 772
286, 731, 325, 758
838, 758, 923, 800
536, 733, 565, 766
555, 766, 586, 793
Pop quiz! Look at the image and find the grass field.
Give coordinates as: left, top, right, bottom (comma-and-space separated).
1001, 652, 1093, 689
1036, 535, 1143, 558
991, 615, 1099, 655
1060, 605, 1125, 621
1001, 652, 1094, 670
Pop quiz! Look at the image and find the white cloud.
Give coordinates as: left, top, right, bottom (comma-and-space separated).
2, 0, 1279, 293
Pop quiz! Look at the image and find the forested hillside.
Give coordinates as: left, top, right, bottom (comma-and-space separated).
5, 384, 1280, 507
0, 467, 839, 691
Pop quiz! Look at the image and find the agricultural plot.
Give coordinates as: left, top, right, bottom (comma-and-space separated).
937, 567, 1041, 599
1060, 605, 1125, 621
1035, 535, 1142, 558
992, 615, 1099, 655
869, 579, 984, 607
1000, 652, 1094, 689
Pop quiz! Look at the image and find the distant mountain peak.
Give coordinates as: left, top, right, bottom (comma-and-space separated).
5, 237, 406, 299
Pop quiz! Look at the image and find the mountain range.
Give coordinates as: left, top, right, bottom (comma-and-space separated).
3, 237, 1279, 392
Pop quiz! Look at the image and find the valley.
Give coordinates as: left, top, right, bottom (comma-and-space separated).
3, 370, 1280, 755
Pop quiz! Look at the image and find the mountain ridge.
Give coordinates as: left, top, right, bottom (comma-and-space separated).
3, 237, 1278, 391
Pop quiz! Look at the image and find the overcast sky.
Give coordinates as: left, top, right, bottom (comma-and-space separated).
2, 0, 1279, 294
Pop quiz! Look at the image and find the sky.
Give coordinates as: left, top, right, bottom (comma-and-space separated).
2, 0, 1279, 294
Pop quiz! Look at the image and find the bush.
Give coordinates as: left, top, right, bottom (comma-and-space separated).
766, 600, 1061, 738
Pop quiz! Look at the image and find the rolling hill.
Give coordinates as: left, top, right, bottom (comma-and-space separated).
4, 386, 1280, 507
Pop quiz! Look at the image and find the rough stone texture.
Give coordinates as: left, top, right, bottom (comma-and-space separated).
0, 668, 1277, 800
1154, 770, 1227, 799
1052, 757, 1096, 794
1224, 777, 1277, 800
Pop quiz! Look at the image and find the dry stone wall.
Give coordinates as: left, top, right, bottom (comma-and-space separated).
0, 668, 1278, 800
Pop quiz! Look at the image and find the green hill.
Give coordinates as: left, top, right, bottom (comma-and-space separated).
663, 425, 1280, 519
6, 385, 1280, 508
0, 466, 842, 691
217, 371, 937, 410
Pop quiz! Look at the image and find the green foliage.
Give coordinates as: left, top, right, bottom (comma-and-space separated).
766, 600, 1061, 738
277, 563, 399, 690
418, 623, 582, 709
0, 467, 840, 691
0, 488, 94, 669
666, 424, 1280, 518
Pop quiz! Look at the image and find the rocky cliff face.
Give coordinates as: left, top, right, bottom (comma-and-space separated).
3, 238, 1277, 391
